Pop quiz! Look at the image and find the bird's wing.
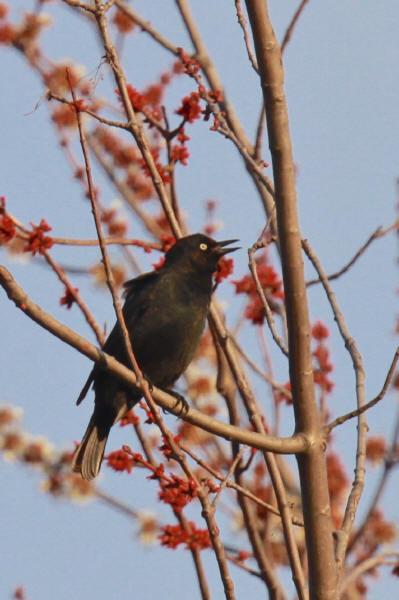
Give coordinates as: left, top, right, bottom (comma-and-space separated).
77, 270, 160, 403
102, 270, 160, 358
122, 270, 159, 298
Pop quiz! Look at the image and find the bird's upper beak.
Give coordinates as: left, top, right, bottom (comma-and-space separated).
214, 239, 240, 256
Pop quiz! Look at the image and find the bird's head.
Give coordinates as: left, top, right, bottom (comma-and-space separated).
164, 233, 239, 274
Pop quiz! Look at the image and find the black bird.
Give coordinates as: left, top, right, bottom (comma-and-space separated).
72, 233, 238, 480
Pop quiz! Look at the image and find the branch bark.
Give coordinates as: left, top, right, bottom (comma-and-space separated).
244, 2, 337, 598
0, 264, 307, 455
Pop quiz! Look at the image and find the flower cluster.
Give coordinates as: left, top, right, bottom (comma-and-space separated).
59, 286, 79, 310
112, 8, 135, 34
0, 405, 94, 503
101, 204, 128, 238
106, 449, 136, 474
24, 219, 53, 255
311, 321, 334, 394
233, 254, 284, 324
159, 522, 211, 551
0, 196, 15, 244
158, 474, 198, 513
365, 436, 387, 466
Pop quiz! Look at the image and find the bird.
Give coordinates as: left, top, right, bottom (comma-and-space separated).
72, 233, 239, 480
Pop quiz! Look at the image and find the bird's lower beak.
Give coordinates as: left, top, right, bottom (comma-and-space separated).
215, 239, 240, 256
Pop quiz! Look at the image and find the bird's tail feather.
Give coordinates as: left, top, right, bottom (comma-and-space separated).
72, 415, 111, 481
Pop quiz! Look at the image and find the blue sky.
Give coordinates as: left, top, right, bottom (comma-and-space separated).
1, 1, 398, 598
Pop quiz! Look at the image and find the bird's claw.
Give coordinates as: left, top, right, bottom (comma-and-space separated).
161, 389, 189, 416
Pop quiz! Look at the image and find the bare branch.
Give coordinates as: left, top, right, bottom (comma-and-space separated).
340, 551, 399, 594
234, 0, 259, 73
245, 3, 335, 597
326, 347, 399, 433
43, 250, 105, 346
301, 238, 367, 578
248, 232, 288, 357
0, 264, 307, 454
211, 446, 248, 508
347, 403, 399, 556
306, 227, 383, 287
280, 0, 310, 54
181, 443, 304, 526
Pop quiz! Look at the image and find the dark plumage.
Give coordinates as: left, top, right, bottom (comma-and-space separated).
72, 233, 238, 480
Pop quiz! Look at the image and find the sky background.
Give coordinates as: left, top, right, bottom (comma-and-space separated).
1, 1, 398, 598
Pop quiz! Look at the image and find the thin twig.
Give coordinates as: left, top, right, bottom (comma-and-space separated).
86, 131, 163, 238
326, 347, 399, 433
254, 103, 266, 160
248, 231, 289, 357
346, 403, 399, 556
340, 551, 399, 593
211, 446, 248, 508
301, 238, 367, 578
234, 0, 258, 73
47, 90, 129, 129
232, 336, 292, 400
51, 236, 162, 249
181, 443, 303, 525
93, 2, 182, 237
306, 227, 383, 287
280, 0, 310, 53
43, 250, 105, 346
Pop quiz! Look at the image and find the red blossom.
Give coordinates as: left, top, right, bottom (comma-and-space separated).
0, 22, 14, 45
159, 475, 198, 513
327, 452, 349, 502
119, 410, 140, 427
312, 320, 330, 340
236, 550, 251, 562
13, 586, 26, 600
51, 104, 77, 129
233, 258, 284, 323
159, 434, 181, 457
207, 89, 223, 107
159, 522, 211, 551
106, 449, 135, 473
112, 8, 135, 33
138, 148, 171, 184
152, 256, 165, 271
129, 239, 153, 254
0, 197, 15, 243
275, 381, 292, 405
366, 436, 387, 465
214, 257, 234, 283
312, 337, 334, 393
160, 234, 176, 253
176, 48, 201, 76
175, 92, 203, 123
177, 127, 190, 144
59, 286, 79, 309
0, 4, 9, 20
124, 84, 147, 112
139, 400, 157, 424
210, 116, 220, 131
170, 144, 190, 166
24, 219, 53, 255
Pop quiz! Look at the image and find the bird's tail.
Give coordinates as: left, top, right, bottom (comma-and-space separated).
71, 415, 111, 481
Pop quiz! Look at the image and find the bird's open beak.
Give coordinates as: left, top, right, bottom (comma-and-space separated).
214, 239, 240, 256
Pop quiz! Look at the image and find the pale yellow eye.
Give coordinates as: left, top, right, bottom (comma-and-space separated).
199, 243, 208, 251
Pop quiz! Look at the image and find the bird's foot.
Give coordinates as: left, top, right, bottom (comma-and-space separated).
160, 389, 189, 416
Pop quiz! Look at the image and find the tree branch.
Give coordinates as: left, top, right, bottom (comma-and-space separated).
245, 2, 336, 599
0, 265, 307, 455
325, 347, 399, 433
